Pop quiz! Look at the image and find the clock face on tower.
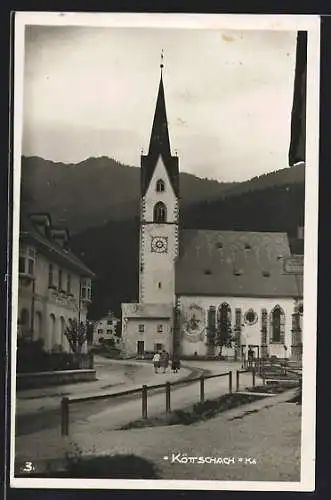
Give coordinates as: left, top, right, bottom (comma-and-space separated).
151, 236, 168, 253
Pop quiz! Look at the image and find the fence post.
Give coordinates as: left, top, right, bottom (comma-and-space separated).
142, 385, 148, 419
228, 371, 233, 394
200, 375, 205, 403
252, 368, 256, 388
236, 370, 240, 392
61, 397, 69, 436
165, 382, 171, 414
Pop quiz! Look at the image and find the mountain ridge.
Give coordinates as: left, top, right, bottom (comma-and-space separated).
21, 155, 304, 235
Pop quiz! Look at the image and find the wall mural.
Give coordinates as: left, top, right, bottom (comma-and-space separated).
182, 304, 206, 343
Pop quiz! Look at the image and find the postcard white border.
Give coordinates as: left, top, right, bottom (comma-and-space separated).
10, 12, 320, 492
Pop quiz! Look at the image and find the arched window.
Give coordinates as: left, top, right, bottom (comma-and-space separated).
270, 305, 285, 343
60, 316, 66, 347
153, 202, 167, 223
34, 311, 43, 341
261, 308, 268, 357
156, 179, 165, 192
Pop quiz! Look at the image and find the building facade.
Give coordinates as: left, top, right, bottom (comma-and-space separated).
18, 212, 95, 352
121, 64, 302, 360
93, 311, 121, 346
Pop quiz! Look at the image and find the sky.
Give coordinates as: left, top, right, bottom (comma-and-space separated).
22, 25, 297, 182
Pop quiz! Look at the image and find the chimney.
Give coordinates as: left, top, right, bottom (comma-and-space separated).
50, 227, 70, 248
297, 226, 304, 240
29, 213, 51, 237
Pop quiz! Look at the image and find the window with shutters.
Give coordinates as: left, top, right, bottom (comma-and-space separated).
19, 245, 36, 277
270, 305, 285, 343
81, 278, 92, 301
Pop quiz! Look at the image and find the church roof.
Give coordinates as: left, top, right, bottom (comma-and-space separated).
141, 71, 179, 196
175, 230, 300, 298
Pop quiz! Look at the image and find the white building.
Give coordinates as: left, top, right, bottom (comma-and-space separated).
93, 311, 121, 347
121, 64, 302, 360
18, 212, 95, 352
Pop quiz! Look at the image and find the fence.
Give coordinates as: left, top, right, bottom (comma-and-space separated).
242, 356, 302, 375
61, 368, 257, 436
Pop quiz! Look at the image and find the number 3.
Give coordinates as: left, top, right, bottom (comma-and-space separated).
23, 461, 33, 472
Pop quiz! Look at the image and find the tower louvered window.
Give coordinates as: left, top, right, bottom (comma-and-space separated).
156, 179, 165, 192
153, 202, 167, 223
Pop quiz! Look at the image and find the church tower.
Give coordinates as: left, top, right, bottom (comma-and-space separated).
139, 56, 179, 305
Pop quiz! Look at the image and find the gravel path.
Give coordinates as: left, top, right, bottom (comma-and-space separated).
14, 367, 260, 467
69, 389, 302, 482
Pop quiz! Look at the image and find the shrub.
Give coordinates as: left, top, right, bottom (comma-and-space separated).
66, 453, 159, 479
16, 338, 93, 373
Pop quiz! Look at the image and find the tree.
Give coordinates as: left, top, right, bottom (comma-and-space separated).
215, 304, 234, 358
64, 318, 88, 354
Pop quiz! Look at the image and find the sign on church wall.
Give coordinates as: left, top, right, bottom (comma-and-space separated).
283, 255, 304, 275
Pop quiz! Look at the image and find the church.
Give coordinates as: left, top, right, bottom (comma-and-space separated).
121, 62, 302, 361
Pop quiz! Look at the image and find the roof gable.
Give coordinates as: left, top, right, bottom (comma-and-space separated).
20, 211, 95, 278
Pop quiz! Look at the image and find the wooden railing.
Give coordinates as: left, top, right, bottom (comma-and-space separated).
61, 369, 256, 436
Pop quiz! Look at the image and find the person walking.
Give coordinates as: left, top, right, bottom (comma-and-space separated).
171, 352, 181, 373
152, 351, 161, 374
248, 346, 254, 369
160, 349, 169, 374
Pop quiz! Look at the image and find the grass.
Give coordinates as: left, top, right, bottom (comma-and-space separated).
245, 381, 299, 394
120, 392, 265, 430
287, 386, 302, 405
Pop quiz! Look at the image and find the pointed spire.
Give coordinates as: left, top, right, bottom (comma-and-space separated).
160, 49, 164, 72
140, 54, 179, 197
148, 52, 171, 157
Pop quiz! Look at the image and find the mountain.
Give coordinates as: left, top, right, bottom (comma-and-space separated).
20, 155, 305, 319
69, 185, 305, 320
20, 156, 304, 234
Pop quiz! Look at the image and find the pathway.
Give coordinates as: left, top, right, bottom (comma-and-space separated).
14, 364, 259, 467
